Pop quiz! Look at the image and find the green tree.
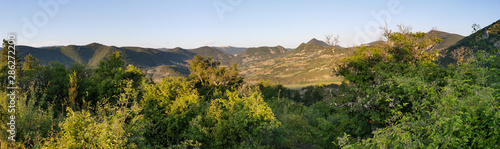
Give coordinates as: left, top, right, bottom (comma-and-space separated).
89, 51, 144, 105
188, 55, 243, 96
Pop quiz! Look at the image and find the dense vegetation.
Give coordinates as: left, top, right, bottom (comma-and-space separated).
1, 24, 499, 148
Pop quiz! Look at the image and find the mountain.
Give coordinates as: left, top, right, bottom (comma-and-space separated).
428, 30, 464, 50
232, 46, 287, 66
17, 44, 197, 80
235, 39, 355, 86
440, 19, 500, 65
307, 38, 329, 48
11, 19, 498, 89
16, 45, 78, 65
190, 46, 234, 66
163, 47, 195, 57
212, 46, 247, 56
449, 19, 500, 50
16, 38, 356, 86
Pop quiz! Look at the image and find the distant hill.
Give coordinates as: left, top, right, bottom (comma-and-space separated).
16, 45, 78, 65
15, 38, 357, 86
307, 38, 329, 48
428, 30, 464, 50
163, 47, 195, 58
440, 19, 500, 65
294, 38, 343, 53
232, 46, 287, 66
15, 44, 228, 81
212, 46, 247, 56
15, 28, 473, 87
236, 39, 355, 85
17, 43, 192, 68
190, 46, 234, 66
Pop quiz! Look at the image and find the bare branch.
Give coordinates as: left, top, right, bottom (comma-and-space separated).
379, 22, 392, 46
397, 24, 412, 34
325, 34, 339, 52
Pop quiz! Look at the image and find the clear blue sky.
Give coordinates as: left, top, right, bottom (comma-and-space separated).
1, 0, 499, 49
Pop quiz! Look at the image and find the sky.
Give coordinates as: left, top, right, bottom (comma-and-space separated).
1, 0, 499, 49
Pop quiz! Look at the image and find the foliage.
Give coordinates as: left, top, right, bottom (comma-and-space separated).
1, 21, 499, 148
143, 56, 279, 148
334, 25, 500, 148
89, 51, 144, 105
43, 81, 146, 148
189, 55, 243, 96
190, 90, 280, 148
142, 77, 203, 147
0, 85, 56, 148
341, 55, 500, 148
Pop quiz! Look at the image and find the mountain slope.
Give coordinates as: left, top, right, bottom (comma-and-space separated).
449, 19, 500, 51
17, 45, 77, 65
17, 38, 355, 86
307, 38, 329, 48
16, 44, 246, 81
190, 46, 234, 66
237, 39, 355, 85
428, 30, 464, 50
17, 44, 195, 81
232, 46, 287, 66
162, 47, 195, 58
440, 19, 500, 65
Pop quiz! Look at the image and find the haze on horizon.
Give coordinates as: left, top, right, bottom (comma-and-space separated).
1, 0, 499, 49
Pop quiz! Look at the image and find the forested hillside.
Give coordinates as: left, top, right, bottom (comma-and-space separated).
1, 22, 499, 148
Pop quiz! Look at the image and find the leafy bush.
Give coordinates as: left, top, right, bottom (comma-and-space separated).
187, 90, 280, 148
341, 61, 500, 148
43, 81, 146, 148
142, 77, 203, 147
0, 85, 56, 148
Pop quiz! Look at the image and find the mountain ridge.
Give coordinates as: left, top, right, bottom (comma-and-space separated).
12, 30, 468, 86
